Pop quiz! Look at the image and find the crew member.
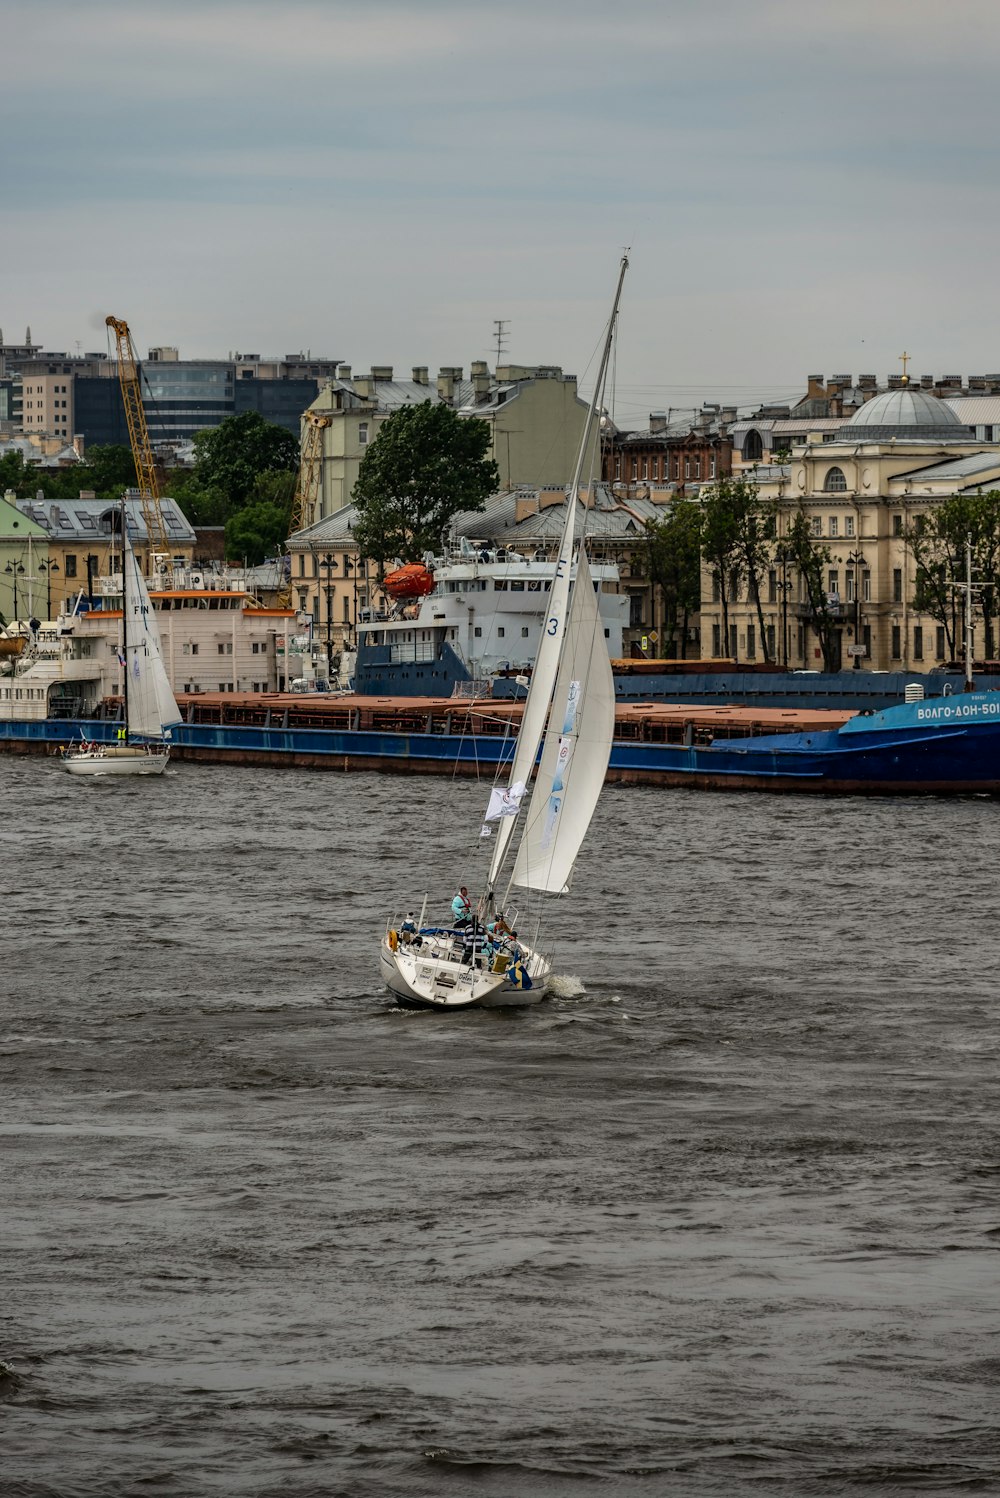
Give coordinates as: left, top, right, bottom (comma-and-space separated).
451, 886, 472, 928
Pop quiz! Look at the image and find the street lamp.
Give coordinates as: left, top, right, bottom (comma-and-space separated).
773, 543, 792, 668
847, 550, 865, 670
38, 558, 60, 619
4, 559, 25, 627
318, 552, 336, 671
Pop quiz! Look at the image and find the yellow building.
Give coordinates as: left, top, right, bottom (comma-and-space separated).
700, 388, 1000, 671
2, 489, 196, 624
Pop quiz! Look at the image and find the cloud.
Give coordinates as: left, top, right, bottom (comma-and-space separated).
4, 0, 1000, 411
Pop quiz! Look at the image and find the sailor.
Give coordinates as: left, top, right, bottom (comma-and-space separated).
451, 886, 472, 928
400, 912, 420, 947
504, 929, 524, 964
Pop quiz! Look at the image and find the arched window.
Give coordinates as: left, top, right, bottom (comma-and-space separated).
744, 429, 763, 461
823, 466, 847, 492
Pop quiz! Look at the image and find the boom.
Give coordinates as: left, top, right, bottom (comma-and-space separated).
105, 316, 170, 564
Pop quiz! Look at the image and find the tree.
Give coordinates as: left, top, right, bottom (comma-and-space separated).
0, 449, 30, 497
641, 499, 701, 658
223, 471, 297, 563
225, 500, 290, 566
81, 445, 138, 497
907, 491, 1000, 660
352, 403, 498, 571
701, 476, 773, 660
700, 485, 743, 657
783, 509, 839, 670
190, 412, 299, 515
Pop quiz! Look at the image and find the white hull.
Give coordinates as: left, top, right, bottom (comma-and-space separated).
63, 745, 169, 777
380, 936, 547, 1010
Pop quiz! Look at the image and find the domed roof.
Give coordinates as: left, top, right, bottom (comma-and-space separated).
842, 386, 967, 441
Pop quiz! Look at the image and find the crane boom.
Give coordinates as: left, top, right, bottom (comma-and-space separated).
105, 315, 170, 564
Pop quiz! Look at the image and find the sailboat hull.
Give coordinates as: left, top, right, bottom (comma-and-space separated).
63, 745, 170, 776
380, 938, 547, 1010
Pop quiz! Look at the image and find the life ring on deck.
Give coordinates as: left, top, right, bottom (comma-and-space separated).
388, 929, 399, 951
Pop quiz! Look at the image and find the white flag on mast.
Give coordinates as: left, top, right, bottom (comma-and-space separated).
484, 781, 527, 821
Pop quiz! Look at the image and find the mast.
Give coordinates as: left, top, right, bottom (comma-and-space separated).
965, 532, 974, 693
484, 252, 628, 902
121, 494, 130, 742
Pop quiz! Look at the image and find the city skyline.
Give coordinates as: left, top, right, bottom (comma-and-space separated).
4, 0, 999, 429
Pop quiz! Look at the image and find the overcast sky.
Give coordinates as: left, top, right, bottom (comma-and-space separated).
4, 0, 999, 427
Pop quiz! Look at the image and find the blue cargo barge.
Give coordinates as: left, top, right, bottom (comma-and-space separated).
3, 690, 1000, 794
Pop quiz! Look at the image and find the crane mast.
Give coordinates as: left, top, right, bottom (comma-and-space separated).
105, 315, 170, 567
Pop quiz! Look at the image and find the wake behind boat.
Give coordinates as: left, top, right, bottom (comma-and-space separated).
63, 497, 181, 777
380, 255, 628, 1010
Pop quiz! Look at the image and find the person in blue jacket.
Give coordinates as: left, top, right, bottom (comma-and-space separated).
451, 886, 472, 928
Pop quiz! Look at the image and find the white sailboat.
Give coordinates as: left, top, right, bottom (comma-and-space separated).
379, 255, 627, 1009
63, 500, 181, 777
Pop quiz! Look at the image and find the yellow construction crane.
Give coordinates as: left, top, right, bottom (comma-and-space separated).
278, 409, 332, 605
105, 315, 171, 566
288, 409, 331, 535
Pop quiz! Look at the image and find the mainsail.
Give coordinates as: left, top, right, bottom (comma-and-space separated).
510, 545, 615, 894
484, 251, 628, 897
122, 527, 181, 741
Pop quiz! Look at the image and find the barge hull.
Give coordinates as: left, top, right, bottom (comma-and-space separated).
5, 711, 1000, 794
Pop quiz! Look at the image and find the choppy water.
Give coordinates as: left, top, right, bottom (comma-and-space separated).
2, 756, 1000, 1496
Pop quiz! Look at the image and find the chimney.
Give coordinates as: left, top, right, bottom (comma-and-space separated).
472, 360, 490, 401
371, 365, 393, 382
354, 375, 374, 399
412, 366, 429, 385
337, 364, 352, 380
437, 367, 455, 403
649, 411, 668, 433
807, 374, 825, 398
515, 491, 539, 523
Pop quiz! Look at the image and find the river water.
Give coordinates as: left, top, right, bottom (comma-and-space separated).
2, 756, 999, 1496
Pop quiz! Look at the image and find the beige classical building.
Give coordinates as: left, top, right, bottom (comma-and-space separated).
700, 387, 1000, 671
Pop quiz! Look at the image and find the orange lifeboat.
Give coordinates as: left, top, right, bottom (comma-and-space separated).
383, 563, 435, 601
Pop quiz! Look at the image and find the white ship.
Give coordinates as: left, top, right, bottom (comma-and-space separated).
353, 535, 628, 696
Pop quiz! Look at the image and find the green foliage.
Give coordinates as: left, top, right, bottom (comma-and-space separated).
81, 445, 137, 496
352, 403, 498, 569
190, 412, 299, 515
782, 510, 839, 670
701, 475, 774, 660
0, 449, 30, 497
224, 500, 290, 566
906, 490, 1000, 659
641, 499, 701, 657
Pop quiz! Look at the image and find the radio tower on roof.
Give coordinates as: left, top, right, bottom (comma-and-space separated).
493, 319, 509, 369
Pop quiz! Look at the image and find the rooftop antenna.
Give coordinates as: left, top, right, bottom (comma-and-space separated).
493, 319, 509, 368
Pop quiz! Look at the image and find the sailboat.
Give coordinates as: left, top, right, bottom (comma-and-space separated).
63, 498, 182, 777
379, 255, 627, 1009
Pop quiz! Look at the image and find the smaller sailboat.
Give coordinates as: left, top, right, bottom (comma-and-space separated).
379, 255, 627, 1009
63, 499, 181, 777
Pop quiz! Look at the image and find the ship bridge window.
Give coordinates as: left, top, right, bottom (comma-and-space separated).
493, 580, 508, 591
527, 580, 541, 591
510, 580, 524, 591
